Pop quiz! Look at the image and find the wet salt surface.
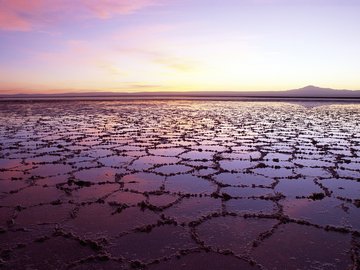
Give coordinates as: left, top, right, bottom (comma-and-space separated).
0, 100, 359, 269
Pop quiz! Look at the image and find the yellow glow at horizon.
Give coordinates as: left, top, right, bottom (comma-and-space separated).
1, 35, 360, 93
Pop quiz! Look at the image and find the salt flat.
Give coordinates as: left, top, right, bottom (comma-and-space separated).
0, 100, 359, 269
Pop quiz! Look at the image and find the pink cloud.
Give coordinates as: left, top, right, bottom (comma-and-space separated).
0, 0, 160, 31
0, 10, 31, 31
83, 0, 160, 19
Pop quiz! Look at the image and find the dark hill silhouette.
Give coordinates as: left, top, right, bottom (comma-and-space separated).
283, 85, 360, 97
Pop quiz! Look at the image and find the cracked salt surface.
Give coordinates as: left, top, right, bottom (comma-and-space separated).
0, 100, 359, 269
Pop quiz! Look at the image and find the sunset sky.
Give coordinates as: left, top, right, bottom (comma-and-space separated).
0, 0, 359, 94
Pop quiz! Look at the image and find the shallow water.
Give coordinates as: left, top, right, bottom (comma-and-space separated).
0, 100, 359, 269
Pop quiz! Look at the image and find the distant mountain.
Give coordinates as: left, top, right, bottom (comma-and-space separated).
282, 85, 360, 98
1, 85, 360, 99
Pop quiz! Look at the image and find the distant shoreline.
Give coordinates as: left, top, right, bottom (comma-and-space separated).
1, 95, 360, 103
2, 86, 360, 100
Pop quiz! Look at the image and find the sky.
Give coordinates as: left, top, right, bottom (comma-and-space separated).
0, 0, 360, 94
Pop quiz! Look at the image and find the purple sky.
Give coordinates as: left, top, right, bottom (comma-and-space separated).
0, 0, 359, 93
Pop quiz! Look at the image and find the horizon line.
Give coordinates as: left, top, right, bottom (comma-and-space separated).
2, 85, 360, 97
